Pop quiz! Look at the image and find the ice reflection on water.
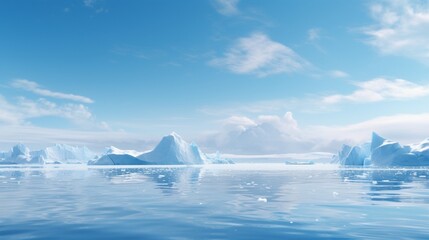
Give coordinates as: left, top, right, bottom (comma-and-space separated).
0, 164, 429, 239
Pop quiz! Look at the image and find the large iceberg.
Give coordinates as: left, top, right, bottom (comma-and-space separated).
0, 144, 96, 164
0, 144, 42, 164
117, 132, 233, 165
88, 146, 149, 165
0, 133, 233, 165
336, 132, 429, 167
138, 132, 209, 165
32, 144, 96, 164
89, 133, 215, 165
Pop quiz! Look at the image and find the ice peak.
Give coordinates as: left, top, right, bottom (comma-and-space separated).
371, 132, 386, 151
168, 131, 182, 140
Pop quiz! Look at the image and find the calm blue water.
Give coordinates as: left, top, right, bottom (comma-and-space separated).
0, 164, 429, 239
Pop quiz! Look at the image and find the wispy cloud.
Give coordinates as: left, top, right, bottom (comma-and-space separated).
307, 28, 321, 41
363, 0, 429, 63
0, 95, 95, 126
308, 113, 429, 147
329, 70, 349, 78
11, 79, 94, 104
323, 78, 429, 104
82, 0, 108, 13
213, 0, 240, 16
83, 0, 96, 7
210, 32, 309, 77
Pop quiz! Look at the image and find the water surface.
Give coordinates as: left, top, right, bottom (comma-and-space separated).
0, 164, 428, 239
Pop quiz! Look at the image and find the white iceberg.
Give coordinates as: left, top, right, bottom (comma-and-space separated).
105, 146, 143, 157
0, 133, 233, 166
0, 144, 41, 164
337, 132, 429, 166
88, 146, 149, 165
32, 144, 96, 164
0, 143, 95, 164
138, 132, 208, 165
335, 143, 371, 166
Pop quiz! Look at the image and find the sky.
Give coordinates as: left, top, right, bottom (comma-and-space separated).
1, 0, 429, 154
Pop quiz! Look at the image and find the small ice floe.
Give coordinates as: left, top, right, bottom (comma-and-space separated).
158, 174, 165, 179
372, 181, 378, 185
258, 197, 268, 203
332, 191, 339, 197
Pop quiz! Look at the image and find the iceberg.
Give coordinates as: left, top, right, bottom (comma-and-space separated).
32, 144, 96, 164
135, 132, 233, 165
89, 146, 149, 165
138, 132, 208, 165
0, 144, 41, 164
0, 144, 95, 164
105, 146, 143, 157
333, 143, 371, 166
0, 133, 233, 165
336, 132, 429, 167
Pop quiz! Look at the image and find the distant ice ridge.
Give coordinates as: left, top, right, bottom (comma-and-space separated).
336, 132, 429, 167
90, 132, 233, 165
0, 144, 95, 164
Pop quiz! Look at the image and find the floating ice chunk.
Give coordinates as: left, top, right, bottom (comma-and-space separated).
257, 197, 268, 203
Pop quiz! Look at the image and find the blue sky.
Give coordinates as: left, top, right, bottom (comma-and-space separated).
2, 0, 429, 154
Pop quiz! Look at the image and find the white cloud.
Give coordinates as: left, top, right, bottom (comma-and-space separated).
202, 111, 429, 154
329, 70, 349, 78
83, 0, 96, 7
308, 28, 321, 41
308, 113, 429, 147
213, 0, 239, 16
203, 112, 313, 154
0, 96, 21, 123
363, 0, 429, 63
0, 95, 95, 126
11, 79, 94, 104
210, 32, 309, 77
323, 78, 429, 104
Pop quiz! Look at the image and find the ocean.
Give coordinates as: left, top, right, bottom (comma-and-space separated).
0, 164, 428, 239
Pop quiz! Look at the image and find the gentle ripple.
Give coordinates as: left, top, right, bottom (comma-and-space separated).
0, 164, 428, 239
